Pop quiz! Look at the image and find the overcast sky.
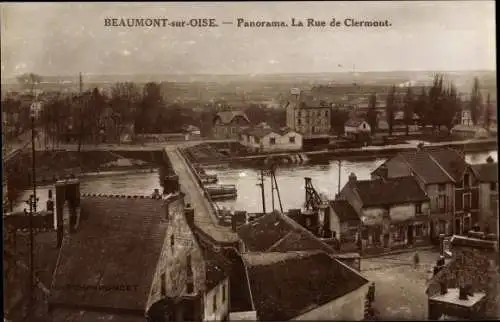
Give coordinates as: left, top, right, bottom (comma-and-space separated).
0, 1, 496, 77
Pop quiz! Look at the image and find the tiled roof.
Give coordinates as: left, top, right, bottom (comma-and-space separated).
52, 308, 144, 322
214, 111, 250, 125
378, 147, 469, 184
237, 211, 337, 254
348, 176, 429, 207
242, 127, 275, 138
471, 163, 498, 182
50, 195, 169, 311
242, 251, 369, 321
345, 118, 367, 127
330, 200, 361, 223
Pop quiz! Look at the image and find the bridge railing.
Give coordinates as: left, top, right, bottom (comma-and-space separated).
178, 148, 220, 216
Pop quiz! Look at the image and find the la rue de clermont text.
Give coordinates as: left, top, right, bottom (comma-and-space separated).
104, 17, 392, 28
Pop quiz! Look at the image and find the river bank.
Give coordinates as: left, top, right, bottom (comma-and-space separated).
187, 138, 498, 166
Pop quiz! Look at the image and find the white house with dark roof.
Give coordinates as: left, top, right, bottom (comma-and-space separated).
212, 111, 250, 140
240, 124, 302, 152
338, 172, 430, 253
344, 118, 371, 141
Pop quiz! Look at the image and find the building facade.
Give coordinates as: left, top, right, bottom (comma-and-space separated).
212, 111, 250, 140
338, 172, 430, 253
285, 90, 331, 138
471, 158, 498, 232
240, 126, 302, 152
371, 147, 475, 242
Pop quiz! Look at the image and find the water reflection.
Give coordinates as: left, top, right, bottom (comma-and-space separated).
11, 150, 497, 214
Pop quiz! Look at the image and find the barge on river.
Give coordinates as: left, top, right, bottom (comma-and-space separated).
205, 184, 237, 201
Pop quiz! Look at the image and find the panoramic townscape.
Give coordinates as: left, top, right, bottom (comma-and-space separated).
2, 2, 498, 322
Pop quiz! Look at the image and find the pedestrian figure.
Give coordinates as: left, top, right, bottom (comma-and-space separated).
413, 252, 420, 269
367, 282, 375, 303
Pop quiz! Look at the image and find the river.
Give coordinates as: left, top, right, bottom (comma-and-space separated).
10, 150, 498, 214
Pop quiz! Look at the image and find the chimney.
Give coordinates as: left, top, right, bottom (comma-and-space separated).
231, 211, 247, 232
152, 188, 161, 199
46, 189, 54, 212
55, 179, 81, 247
439, 281, 448, 295
163, 174, 180, 195
348, 173, 357, 182
459, 286, 469, 300
417, 142, 425, 150
486, 156, 494, 163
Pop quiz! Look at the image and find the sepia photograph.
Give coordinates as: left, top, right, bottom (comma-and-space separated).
1, 1, 498, 321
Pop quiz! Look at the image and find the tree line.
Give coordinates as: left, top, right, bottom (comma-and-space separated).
2, 74, 288, 149
364, 74, 493, 136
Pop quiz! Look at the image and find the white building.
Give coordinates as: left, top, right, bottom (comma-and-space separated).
344, 119, 371, 141
240, 125, 302, 152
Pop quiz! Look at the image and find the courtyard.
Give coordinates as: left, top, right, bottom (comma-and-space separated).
361, 249, 442, 320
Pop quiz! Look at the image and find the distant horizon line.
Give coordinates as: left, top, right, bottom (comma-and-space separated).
1, 68, 496, 79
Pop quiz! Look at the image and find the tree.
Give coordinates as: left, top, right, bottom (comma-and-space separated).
16, 73, 42, 96
330, 109, 350, 135
414, 87, 428, 126
484, 93, 492, 129
366, 93, 378, 135
403, 86, 414, 136
469, 77, 482, 125
110, 82, 141, 142
385, 85, 396, 136
137, 82, 164, 133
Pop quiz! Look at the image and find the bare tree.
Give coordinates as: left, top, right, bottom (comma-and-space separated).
16, 73, 42, 96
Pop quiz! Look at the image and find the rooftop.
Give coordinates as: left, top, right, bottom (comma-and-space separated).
347, 176, 429, 208
236, 211, 338, 255
330, 200, 360, 223
242, 250, 369, 321
50, 194, 169, 311
471, 162, 498, 183
214, 111, 250, 125
373, 147, 468, 184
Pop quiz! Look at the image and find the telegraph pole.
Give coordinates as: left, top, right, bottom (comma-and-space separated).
257, 169, 266, 215
337, 160, 342, 195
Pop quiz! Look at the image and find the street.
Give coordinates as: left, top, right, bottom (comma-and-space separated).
361, 249, 441, 320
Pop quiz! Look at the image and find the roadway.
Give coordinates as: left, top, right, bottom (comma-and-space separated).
165, 146, 239, 244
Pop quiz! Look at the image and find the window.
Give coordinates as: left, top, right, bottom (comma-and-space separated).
254, 137, 260, 144
186, 254, 192, 276
463, 174, 470, 187
437, 195, 447, 212
289, 136, 295, 143
269, 137, 276, 145
438, 221, 446, 234
161, 273, 166, 296
170, 235, 175, 249
490, 182, 497, 191
297, 119, 301, 125
438, 184, 446, 193
213, 294, 217, 312
463, 215, 471, 232
463, 193, 471, 210
415, 203, 422, 214
415, 224, 424, 237
222, 284, 226, 303
186, 281, 194, 294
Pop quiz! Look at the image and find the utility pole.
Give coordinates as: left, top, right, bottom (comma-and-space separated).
337, 160, 342, 196
28, 98, 41, 310
257, 169, 266, 215
270, 170, 275, 212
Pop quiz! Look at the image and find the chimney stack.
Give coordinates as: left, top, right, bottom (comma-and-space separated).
439, 281, 448, 295
55, 179, 81, 247
46, 189, 54, 212
486, 156, 494, 163
348, 172, 357, 182
459, 286, 469, 300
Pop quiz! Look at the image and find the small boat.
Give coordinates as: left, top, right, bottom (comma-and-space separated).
200, 174, 218, 184
205, 184, 237, 201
